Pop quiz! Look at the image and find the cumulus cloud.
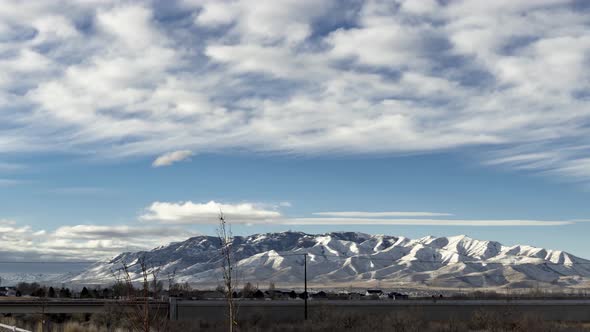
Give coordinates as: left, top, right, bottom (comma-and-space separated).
0, 0, 589, 184
152, 150, 194, 167
141, 200, 282, 224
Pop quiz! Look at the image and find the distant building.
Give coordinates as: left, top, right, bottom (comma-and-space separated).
312, 291, 327, 299
327, 292, 349, 300
365, 289, 383, 296
253, 290, 265, 299
194, 290, 225, 299
0, 287, 17, 297
388, 292, 409, 300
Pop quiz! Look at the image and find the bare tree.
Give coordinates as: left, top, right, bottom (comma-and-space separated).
218, 212, 238, 332
268, 281, 277, 299
36, 295, 49, 332
166, 269, 178, 297
115, 257, 169, 332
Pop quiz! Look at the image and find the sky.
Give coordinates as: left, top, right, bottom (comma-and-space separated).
1, 0, 590, 263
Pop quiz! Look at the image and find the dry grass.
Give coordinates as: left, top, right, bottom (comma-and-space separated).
4, 309, 590, 331
62, 322, 101, 332
163, 311, 590, 332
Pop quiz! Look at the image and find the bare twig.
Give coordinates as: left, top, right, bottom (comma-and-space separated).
115, 257, 169, 332
217, 211, 238, 332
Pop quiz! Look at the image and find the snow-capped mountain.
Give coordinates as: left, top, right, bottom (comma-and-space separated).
68, 232, 590, 289
0, 273, 65, 286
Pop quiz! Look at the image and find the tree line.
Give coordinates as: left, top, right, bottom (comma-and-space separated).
13, 281, 158, 299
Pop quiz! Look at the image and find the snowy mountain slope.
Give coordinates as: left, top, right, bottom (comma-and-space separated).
0, 273, 65, 286
67, 232, 590, 288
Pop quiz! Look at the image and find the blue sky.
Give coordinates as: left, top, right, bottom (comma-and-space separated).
1, 0, 590, 261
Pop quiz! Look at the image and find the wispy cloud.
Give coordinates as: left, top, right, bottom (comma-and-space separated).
0, 209, 584, 261
313, 211, 453, 218
49, 186, 108, 195
0, 162, 24, 172
140, 200, 579, 227
485, 145, 590, 185
152, 150, 194, 167
284, 218, 572, 227
0, 219, 16, 226
0, 0, 587, 183
0, 179, 25, 186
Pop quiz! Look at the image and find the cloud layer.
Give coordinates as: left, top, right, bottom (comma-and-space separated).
0, 0, 588, 183
283, 218, 572, 226
1, 200, 586, 261
0, 220, 197, 261
141, 201, 580, 227
313, 211, 454, 217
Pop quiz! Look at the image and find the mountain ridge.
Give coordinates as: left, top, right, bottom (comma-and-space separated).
67, 231, 590, 289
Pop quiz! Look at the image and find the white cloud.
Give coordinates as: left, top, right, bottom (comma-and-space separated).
193, 1, 239, 27
0, 220, 198, 261
0, 219, 16, 226
141, 200, 282, 224
53, 224, 193, 240
0, 0, 588, 184
140, 201, 579, 227
0, 211, 585, 261
30, 14, 79, 44
313, 211, 453, 217
284, 218, 572, 226
194, 0, 335, 44
152, 150, 194, 167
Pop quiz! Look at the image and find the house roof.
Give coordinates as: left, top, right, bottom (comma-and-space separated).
366, 289, 383, 293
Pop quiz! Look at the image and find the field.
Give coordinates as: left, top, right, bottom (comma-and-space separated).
3, 299, 590, 331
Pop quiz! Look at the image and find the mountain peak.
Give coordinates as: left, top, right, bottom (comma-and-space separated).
68, 232, 590, 289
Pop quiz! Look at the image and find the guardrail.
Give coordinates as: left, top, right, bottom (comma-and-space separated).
0, 323, 31, 332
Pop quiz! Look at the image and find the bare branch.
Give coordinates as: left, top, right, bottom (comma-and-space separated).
217, 211, 238, 332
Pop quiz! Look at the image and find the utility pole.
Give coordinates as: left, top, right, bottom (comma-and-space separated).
303, 253, 308, 320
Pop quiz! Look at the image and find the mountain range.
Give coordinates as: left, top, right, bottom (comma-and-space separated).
65, 231, 590, 289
